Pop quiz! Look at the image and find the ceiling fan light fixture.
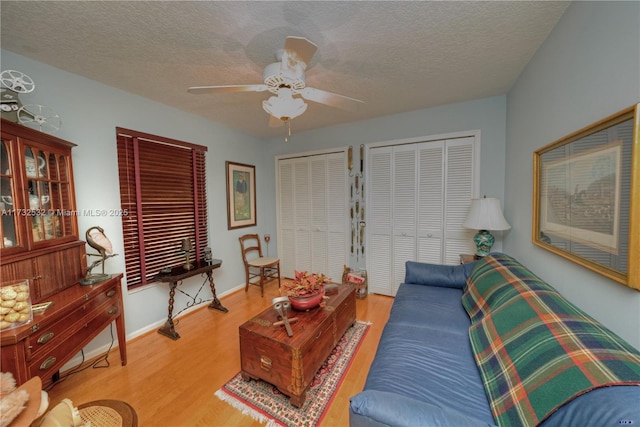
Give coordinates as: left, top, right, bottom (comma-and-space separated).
262, 88, 308, 121
264, 62, 305, 91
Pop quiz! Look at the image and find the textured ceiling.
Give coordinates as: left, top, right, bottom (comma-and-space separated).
1, 1, 569, 138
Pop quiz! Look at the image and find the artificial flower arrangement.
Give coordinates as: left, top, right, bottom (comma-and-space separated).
283, 270, 330, 297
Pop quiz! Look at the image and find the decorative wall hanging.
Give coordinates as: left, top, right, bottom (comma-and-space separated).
226, 161, 256, 229
532, 104, 639, 291
348, 145, 366, 261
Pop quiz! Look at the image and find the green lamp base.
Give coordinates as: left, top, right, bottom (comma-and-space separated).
473, 230, 495, 257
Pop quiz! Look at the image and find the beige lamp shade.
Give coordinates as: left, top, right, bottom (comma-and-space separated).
463, 197, 511, 231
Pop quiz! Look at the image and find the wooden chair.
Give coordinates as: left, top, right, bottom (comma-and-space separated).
239, 234, 281, 297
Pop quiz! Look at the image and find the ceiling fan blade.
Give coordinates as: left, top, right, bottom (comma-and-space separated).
283, 36, 318, 68
187, 84, 268, 94
269, 115, 284, 128
299, 87, 364, 112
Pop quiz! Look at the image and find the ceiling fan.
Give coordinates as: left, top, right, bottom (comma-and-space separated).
188, 36, 364, 133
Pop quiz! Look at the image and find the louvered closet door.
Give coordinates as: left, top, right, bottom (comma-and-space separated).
368, 146, 393, 295
326, 153, 348, 281
417, 141, 445, 263
310, 156, 328, 274
443, 137, 476, 264
278, 159, 296, 276
277, 152, 348, 280
293, 159, 312, 274
392, 145, 417, 294
367, 137, 477, 296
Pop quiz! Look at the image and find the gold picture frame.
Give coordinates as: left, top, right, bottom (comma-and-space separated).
533, 104, 640, 291
226, 161, 256, 230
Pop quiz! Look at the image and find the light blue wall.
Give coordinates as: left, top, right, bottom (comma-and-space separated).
0, 50, 273, 348
505, 1, 640, 349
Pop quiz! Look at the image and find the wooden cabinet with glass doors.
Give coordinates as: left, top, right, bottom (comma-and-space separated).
1, 120, 78, 253
0, 120, 129, 388
1, 118, 84, 299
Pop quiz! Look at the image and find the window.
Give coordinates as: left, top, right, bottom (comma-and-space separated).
116, 128, 208, 288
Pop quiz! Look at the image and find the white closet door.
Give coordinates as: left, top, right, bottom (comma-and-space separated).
443, 138, 476, 264
392, 145, 417, 293
277, 152, 348, 279
368, 146, 393, 295
278, 159, 296, 276
417, 141, 445, 263
367, 135, 478, 297
326, 153, 348, 282
293, 159, 312, 273
310, 156, 328, 274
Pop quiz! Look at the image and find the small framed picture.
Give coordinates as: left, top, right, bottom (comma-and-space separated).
226, 161, 256, 229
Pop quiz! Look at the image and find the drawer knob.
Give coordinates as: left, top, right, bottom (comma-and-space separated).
106, 290, 116, 298
40, 356, 57, 371
260, 355, 272, 371
37, 332, 55, 344
108, 306, 118, 315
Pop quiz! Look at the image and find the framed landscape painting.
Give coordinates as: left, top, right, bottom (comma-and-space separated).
533, 104, 640, 291
226, 161, 256, 229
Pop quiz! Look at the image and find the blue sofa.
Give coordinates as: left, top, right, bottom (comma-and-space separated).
349, 253, 640, 427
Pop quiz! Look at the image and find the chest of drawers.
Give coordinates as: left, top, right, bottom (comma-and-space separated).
0, 275, 126, 387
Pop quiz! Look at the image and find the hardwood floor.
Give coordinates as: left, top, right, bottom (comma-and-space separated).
43, 282, 394, 426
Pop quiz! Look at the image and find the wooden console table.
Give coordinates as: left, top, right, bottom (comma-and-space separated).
155, 259, 227, 340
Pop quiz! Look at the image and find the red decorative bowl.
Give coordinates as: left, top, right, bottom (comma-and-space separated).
288, 288, 325, 311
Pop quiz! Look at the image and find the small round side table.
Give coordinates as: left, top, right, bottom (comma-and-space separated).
77, 399, 138, 427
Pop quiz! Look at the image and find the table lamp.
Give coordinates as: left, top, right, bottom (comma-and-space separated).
463, 196, 511, 257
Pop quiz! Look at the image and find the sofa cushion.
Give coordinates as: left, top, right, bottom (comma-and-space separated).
364, 321, 495, 424
350, 390, 495, 427
389, 283, 472, 333
462, 253, 555, 322
405, 260, 476, 289
541, 385, 640, 427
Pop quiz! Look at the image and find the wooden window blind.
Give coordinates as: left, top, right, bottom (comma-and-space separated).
116, 128, 208, 288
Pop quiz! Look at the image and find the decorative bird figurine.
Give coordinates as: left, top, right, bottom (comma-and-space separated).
86, 226, 113, 257
82, 226, 117, 284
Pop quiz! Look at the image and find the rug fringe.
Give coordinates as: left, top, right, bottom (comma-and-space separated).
215, 389, 282, 426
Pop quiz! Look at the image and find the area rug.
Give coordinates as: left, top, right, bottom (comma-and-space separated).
215, 320, 370, 427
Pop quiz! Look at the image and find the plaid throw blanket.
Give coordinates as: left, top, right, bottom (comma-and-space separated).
464, 254, 640, 427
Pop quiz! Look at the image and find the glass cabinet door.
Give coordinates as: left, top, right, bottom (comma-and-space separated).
24, 145, 73, 243
1, 138, 19, 249
1, 119, 78, 257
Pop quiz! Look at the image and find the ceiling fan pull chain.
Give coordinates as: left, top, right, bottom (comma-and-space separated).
285, 120, 291, 143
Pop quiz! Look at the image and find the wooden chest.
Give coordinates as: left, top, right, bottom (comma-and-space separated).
239, 285, 356, 407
